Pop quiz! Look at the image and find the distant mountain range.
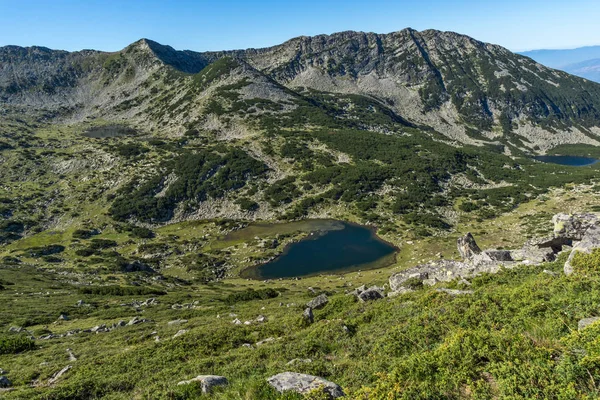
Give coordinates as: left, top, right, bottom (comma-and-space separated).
3, 29, 600, 152
520, 46, 600, 82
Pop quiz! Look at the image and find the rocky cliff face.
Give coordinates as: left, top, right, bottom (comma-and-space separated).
2, 29, 600, 151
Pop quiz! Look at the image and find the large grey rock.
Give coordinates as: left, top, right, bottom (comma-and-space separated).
357, 287, 384, 302
553, 213, 598, 241
267, 372, 345, 398
389, 260, 476, 291
306, 294, 328, 310
177, 375, 228, 393
578, 317, 600, 331
457, 232, 482, 260
565, 224, 600, 275
0, 376, 11, 388
483, 250, 513, 262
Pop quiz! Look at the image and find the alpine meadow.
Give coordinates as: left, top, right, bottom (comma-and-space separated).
3, 19, 600, 399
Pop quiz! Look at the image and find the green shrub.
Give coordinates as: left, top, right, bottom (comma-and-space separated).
571, 248, 600, 275
0, 334, 36, 355
78, 286, 166, 296
223, 288, 279, 305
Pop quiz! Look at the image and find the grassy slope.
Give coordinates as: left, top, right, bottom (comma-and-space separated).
2, 187, 600, 399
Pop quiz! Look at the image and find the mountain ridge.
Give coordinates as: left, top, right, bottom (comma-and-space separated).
3, 28, 600, 153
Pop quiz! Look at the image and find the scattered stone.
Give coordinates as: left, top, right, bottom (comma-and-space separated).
307, 287, 316, 294
543, 270, 558, 276
58, 314, 69, 321
303, 307, 314, 324
173, 329, 188, 338
167, 319, 188, 326
0, 376, 11, 388
66, 348, 77, 361
255, 315, 267, 323
267, 372, 345, 399
48, 365, 72, 385
177, 375, 228, 393
76, 300, 85, 307
579, 317, 600, 331
90, 324, 107, 333
306, 294, 328, 310
357, 287, 384, 302
128, 317, 143, 326
8, 327, 22, 333
232, 318, 242, 325
241, 343, 253, 349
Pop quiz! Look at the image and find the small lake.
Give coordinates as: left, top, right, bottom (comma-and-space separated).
534, 155, 599, 166
238, 220, 397, 279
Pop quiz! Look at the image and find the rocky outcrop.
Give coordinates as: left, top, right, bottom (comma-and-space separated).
267, 372, 345, 398
553, 213, 598, 241
389, 215, 598, 295
389, 260, 481, 292
177, 375, 228, 393
457, 232, 481, 260
565, 224, 600, 275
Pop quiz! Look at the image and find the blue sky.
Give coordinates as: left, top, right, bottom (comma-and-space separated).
0, 0, 598, 52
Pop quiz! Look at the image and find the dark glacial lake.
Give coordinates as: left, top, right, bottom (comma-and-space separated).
238, 220, 397, 279
534, 155, 599, 166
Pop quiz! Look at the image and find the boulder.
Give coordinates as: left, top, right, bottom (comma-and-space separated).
578, 317, 600, 331
0, 376, 11, 388
357, 287, 384, 302
565, 224, 600, 275
306, 294, 328, 310
303, 308, 314, 324
177, 375, 228, 393
553, 213, 598, 241
457, 232, 482, 260
267, 372, 345, 399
